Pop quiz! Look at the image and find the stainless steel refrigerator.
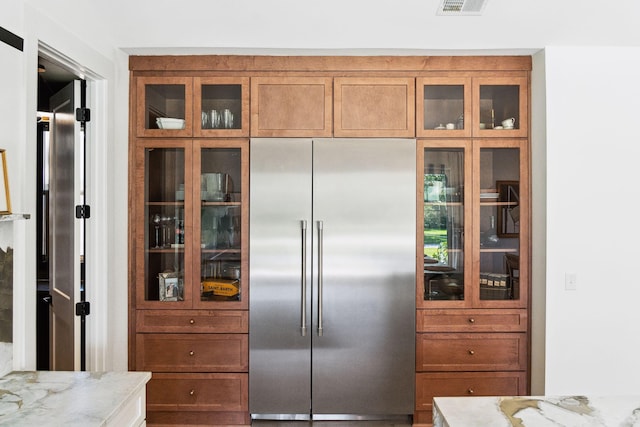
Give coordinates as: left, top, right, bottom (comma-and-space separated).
249, 138, 416, 421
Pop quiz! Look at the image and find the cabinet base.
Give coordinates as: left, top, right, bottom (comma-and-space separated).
147, 410, 250, 426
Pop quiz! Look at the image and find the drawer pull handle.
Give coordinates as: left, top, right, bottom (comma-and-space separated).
189, 319, 195, 324
189, 351, 194, 356
468, 349, 475, 355
468, 318, 475, 324
467, 388, 475, 394
189, 389, 195, 396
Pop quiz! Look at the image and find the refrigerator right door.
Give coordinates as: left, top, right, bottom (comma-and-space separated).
310, 138, 416, 417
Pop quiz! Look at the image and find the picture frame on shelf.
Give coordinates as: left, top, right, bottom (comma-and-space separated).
159, 272, 182, 301
496, 180, 519, 238
0, 150, 11, 214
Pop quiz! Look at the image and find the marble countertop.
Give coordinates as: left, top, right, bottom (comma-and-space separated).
0, 370, 151, 426
434, 395, 640, 427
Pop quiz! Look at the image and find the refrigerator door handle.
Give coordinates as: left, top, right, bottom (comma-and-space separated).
317, 220, 324, 337
300, 220, 308, 337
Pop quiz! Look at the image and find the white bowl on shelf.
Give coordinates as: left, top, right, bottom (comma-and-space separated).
156, 117, 185, 130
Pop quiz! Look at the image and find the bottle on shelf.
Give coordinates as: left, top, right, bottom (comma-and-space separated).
482, 214, 499, 246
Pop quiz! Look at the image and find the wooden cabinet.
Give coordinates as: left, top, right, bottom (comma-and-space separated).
414, 371, 526, 424
416, 332, 527, 371
146, 373, 248, 425
194, 77, 250, 137
130, 74, 250, 425
415, 73, 529, 426
250, 77, 332, 137
134, 76, 250, 138
250, 76, 415, 138
136, 333, 248, 372
129, 55, 531, 426
131, 138, 249, 311
473, 76, 529, 137
135, 76, 194, 138
416, 77, 472, 138
334, 77, 415, 137
417, 75, 529, 138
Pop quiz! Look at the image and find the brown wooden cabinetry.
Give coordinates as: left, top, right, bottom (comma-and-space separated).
250, 77, 332, 137
146, 373, 248, 425
130, 72, 250, 425
334, 77, 415, 137
129, 55, 531, 426
415, 72, 529, 426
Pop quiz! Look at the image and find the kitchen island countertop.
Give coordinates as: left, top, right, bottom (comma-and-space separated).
434, 395, 640, 426
0, 370, 151, 426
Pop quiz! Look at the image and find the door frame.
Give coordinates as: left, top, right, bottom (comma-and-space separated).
33, 42, 110, 371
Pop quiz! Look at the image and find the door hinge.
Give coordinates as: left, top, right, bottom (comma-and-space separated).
75, 204, 90, 219
75, 301, 90, 316
75, 107, 91, 123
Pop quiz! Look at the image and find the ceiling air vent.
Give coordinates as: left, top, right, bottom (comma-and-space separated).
437, 0, 488, 15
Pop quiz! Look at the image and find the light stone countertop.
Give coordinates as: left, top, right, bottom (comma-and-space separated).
0, 370, 151, 426
434, 395, 640, 427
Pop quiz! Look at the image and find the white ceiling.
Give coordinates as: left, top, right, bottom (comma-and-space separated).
25, 0, 640, 56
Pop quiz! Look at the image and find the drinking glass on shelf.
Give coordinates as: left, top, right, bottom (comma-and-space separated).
151, 214, 161, 248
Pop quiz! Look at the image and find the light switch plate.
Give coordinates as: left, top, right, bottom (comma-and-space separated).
565, 273, 577, 290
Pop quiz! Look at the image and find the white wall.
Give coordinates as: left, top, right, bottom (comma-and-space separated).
22, 0, 640, 54
0, 2, 129, 372
543, 46, 640, 395
530, 50, 547, 395
0, 2, 27, 374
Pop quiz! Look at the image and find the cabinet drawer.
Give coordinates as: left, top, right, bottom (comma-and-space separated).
147, 373, 248, 412
417, 309, 527, 333
136, 309, 248, 333
417, 333, 527, 371
415, 371, 527, 412
136, 334, 248, 372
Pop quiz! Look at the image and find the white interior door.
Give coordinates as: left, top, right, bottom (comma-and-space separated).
49, 80, 84, 371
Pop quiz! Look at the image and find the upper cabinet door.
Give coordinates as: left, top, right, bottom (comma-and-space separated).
250, 77, 332, 137
472, 77, 528, 137
417, 77, 472, 138
194, 77, 250, 137
334, 77, 415, 138
135, 76, 193, 137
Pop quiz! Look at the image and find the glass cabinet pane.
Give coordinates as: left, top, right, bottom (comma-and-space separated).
145, 147, 186, 302
479, 147, 520, 301
423, 148, 465, 301
200, 84, 242, 130
145, 84, 186, 130
199, 147, 242, 302
479, 85, 520, 130
423, 85, 465, 131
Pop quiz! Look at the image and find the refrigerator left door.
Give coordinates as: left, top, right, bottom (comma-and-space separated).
249, 138, 313, 418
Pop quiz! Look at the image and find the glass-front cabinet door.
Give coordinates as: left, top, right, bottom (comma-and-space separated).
135, 77, 193, 137
194, 77, 250, 137
418, 139, 528, 309
136, 140, 193, 307
473, 77, 528, 137
418, 140, 470, 307
474, 140, 528, 308
417, 77, 472, 138
135, 139, 248, 309
193, 140, 248, 309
